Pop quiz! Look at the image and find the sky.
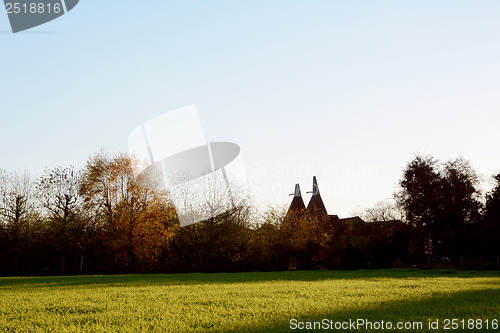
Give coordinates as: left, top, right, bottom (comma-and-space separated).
1, 1, 500, 217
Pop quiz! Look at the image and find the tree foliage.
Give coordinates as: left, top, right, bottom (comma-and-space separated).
79, 152, 177, 265
0, 152, 498, 275
482, 174, 500, 260
0, 170, 38, 254
395, 155, 482, 258
37, 166, 84, 272
361, 200, 404, 223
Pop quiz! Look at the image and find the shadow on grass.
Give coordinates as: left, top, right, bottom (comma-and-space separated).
227, 288, 500, 333
0, 269, 499, 289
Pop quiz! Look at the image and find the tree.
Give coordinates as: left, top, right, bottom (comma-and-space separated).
172, 177, 254, 272
395, 155, 441, 229
37, 166, 85, 273
395, 155, 441, 256
395, 155, 482, 260
483, 173, 500, 264
266, 203, 334, 270
130, 189, 178, 264
0, 170, 38, 256
79, 152, 178, 266
245, 209, 285, 270
361, 200, 404, 222
438, 157, 481, 257
162, 163, 254, 271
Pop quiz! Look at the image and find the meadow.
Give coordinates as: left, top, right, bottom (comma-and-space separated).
0, 269, 498, 332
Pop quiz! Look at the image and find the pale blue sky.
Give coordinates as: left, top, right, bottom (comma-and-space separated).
1, 1, 500, 216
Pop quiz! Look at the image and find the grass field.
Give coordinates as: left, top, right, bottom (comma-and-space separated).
0, 269, 499, 332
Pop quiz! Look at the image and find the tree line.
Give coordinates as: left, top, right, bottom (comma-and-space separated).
394, 155, 499, 268
0, 153, 499, 275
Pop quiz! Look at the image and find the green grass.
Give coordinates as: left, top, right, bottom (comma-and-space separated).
0, 270, 499, 332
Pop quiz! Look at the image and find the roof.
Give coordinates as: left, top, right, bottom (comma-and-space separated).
287, 196, 306, 214
307, 194, 328, 217
306, 176, 328, 217
330, 216, 408, 236
286, 184, 306, 216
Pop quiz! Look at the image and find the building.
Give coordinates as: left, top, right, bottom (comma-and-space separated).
286, 176, 409, 260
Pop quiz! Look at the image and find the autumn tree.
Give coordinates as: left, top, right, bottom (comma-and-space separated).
261, 204, 332, 270
79, 152, 177, 266
249, 205, 291, 270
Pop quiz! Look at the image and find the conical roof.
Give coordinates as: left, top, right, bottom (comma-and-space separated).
307, 176, 328, 217
286, 184, 306, 215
